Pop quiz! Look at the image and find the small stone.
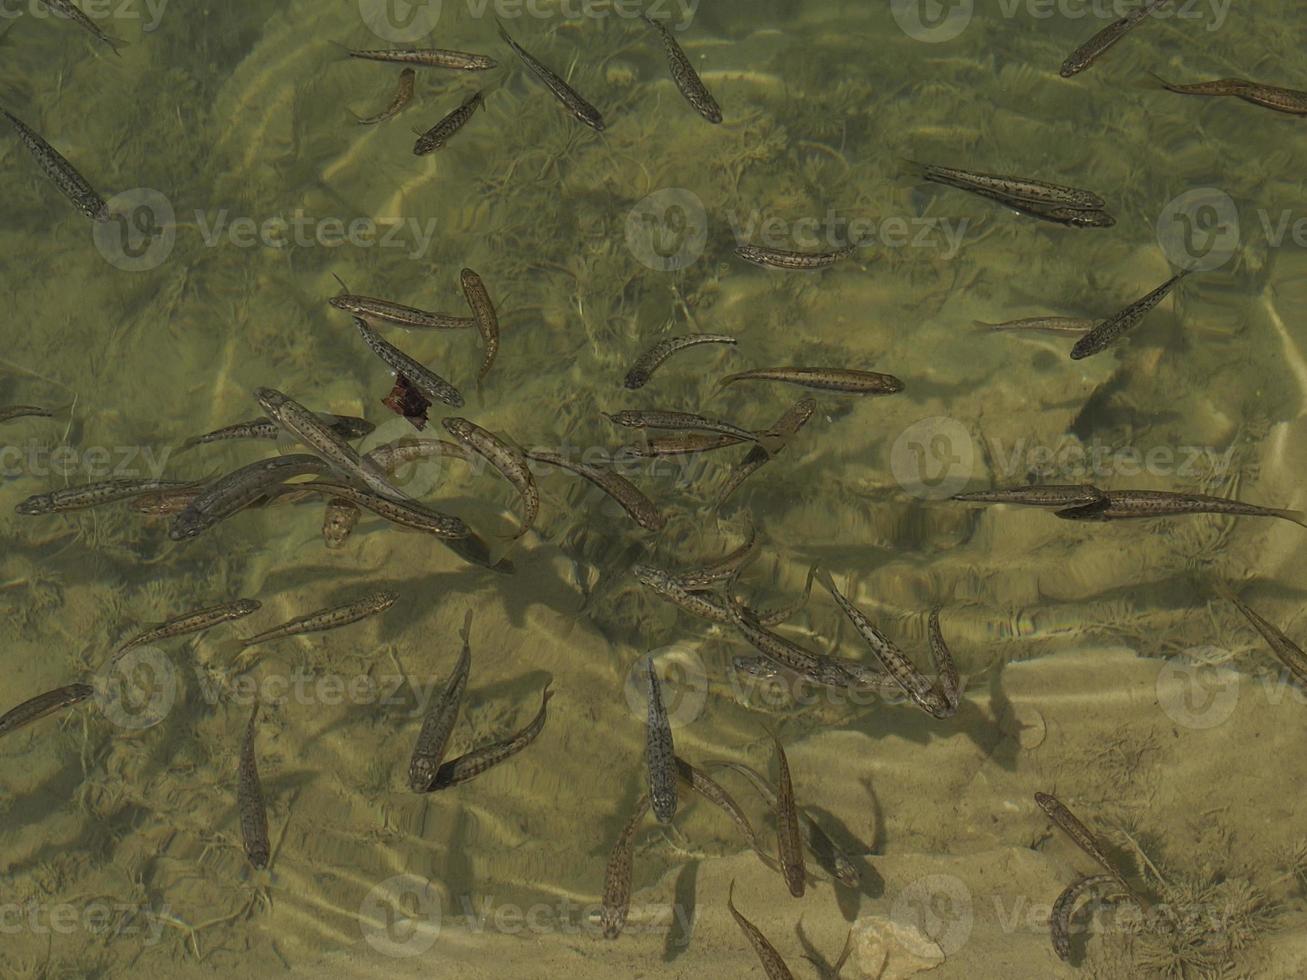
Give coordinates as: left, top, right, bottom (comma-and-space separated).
851, 915, 945, 980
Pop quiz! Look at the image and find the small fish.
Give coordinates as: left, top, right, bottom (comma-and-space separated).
664, 522, 758, 590
239, 590, 399, 651
927, 609, 962, 717
131, 487, 203, 515
414, 90, 485, 155
1216, 583, 1307, 686
600, 793, 650, 939
639, 14, 722, 123
330, 289, 477, 330
344, 46, 497, 70
974, 316, 1097, 335
18, 478, 202, 516
1070, 271, 1189, 360
352, 318, 465, 409
769, 733, 806, 898
363, 437, 473, 471
734, 244, 857, 270
1050, 874, 1128, 961
1059, 0, 1169, 77
727, 880, 796, 979
952, 484, 1106, 508
674, 756, 775, 870
1035, 793, 1136, 898
0, 405, 53, 423
719, 397, 816, 505
1003, 199, 1117, 228
181, 414, 374, 450
606, 409, 782, 455
0, 683, 93, 739
442, 417, 539, 536
428, 683, 553, 790
624, 334, 737, 389
1055, 489, 1306, 527
645, 662, 678, 823
322, 498, 360, 548
168, 455, 328, 540
727, 597, 869, 689
238, 703, 271, 869
353, 67, 416, 124
1148, 73, 1307, 115
495, 19, 606, 131
2, 108, 111, 222
36, 0, 125, 54
525, 449, 665, 531
912, 162, 1107, 211
621, 432, 749, 457
114, 598, 261, 657
408, 610, 473, 792
460, 268, 499, 382
633, 563, 805, 629
720, 367, 903, 394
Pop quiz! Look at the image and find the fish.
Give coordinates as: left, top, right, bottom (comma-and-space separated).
926, 609, 962, 717
911, 162, 1107, 211
734, 244, 857, 270
645, 662, 678, 823
673, 756, 775, 870
719, 367, 903, 394
343, 46, 497, 70
620, 432, 749, 457
1069, 271, 1189, 360
239, 590, 399, 651
727, 880, 796, 979
131, 487, 203, 515
600, 793, 650, 939
1148, 73, 1307, 115
633, 563, 807, 629
0, 683, 94, 739
663, 522, 758, 590
639, 14, 722, 123
353, 67, 416, 124
414, 90, 486, 155
1059, 0, 1170, 77
292, 481, 472, 541
428, 683, 553, 790
718, 397, 816, 505
36, 0, 125, 54
330, 288, 478, 330
624, 334, 737, 389
1216, 583, 1307, 685
255, 386, 411, 501
973, 316, 1097, 335
180, 414, 374, 450
605, 409, 783, 455
18, 478, 204, 516
495, 19, 606, 131
0, 405, 53, 423
730, 655, 898, 699
460, 268, 499, 382
113, 598, 261, 658
525, 449, 665, 530
1034, 792, 1135, 897
952, 484, 1106, 508
2, 107, 111, 221
1055, 489, 1306, 527
168, 455, 328, 540
322, 498, 360, 548
1050, 874, 1129, 961
408, 610, 473, 792
238, 702, 271, 869
726, 595, 872, 689
1000, 199, 1117, 228
769, 732, 806, 898
351, 318, 465, 409
442, 417, 539, 536
364, 437, 473, 471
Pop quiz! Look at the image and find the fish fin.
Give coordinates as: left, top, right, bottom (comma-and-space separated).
328, 39, 355, 60
1210, 579, 1241, 603
459, 608, 474, 645
1275, 508, 1307, 528
754, 432, 786, 456
103, 33, 127, 56
897, 157, 930, 180
493, 16, 513, 45
1142, 69, 1173, 90
812, 565, 838, 594
331, 272, 351, 295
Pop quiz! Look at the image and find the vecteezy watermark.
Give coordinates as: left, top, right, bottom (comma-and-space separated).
196, 666, 447, 716
0, 442, 172, 480
726, 658, 914, 711
725, 210, 970, 260
0, 899, 171, 944
359, 875, 443, 957
892, 0, 1230, 43
626, 188, 709, 273
891, 417, 975, 501
93, 646, 178, 731
1156, 187, 1241, 273
891, 0, 974, 43
891, 874, 974, 956
0, 0, 169, 33
1154, 647, 1241, 730
622, 646, 709, 728
357, 0, 700, 41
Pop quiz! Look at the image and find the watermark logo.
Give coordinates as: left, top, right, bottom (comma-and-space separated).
891, 0, 974, 43
622, 646, 709, 728
93, 187, 176, 273
93, 646, 178, 730
625, 188, 708, 272
357, 417, 450, 499
358, 0, 442, 43
1156, 188, 1239, 273
891, 873, 974, 955
359, 874, 443, 957
1155, 647, 1240, 730
891, 416, 973, 500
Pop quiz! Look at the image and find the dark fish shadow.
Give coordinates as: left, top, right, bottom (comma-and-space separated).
662, 859, 698, 961
803, 803, 883, 910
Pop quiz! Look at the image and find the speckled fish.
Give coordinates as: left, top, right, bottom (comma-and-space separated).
429, 683, 552, 790
633, 563, 804, 629
720, 367, 903, 394
330, 288, 477, 330
0, 683, 93, 739
952, 484, 1106, 508
1059, 0, 1169, 77
674, 757, 776, 871
352, 318, 465, 409
180, 414, 374, 450
912, 162, 1107, 211
408, 610, 473, 792
2, 108, 111, 221
36, 0, 125, 54
1050, 874, 1129, 961
996, 197, 1117, 228
645, 662, 678, 823
1055, 489, 1306, 527
718, 397, 816, 505
927, 609, 961, 717
0, 405, 53, 423
238, 702, 271, 869
168, 455, 328, 540
114, 598, 261, 657
1148, 73, 1307, 115
414, 90, 485, 155
730, 655, 898, 699
442, 417, 538, 536
256, 387, 411, 501
600, 792, 650, 939
18, 478, 203, 516
459, 268, 499, 382
727, 596, 872, 689
639, 13, 721, 123
322, 498, 360, 548
665, 522, 757, 590
239, 590, 399, 651
1217, 583, 1307, 685
131, 487, 203, 515
353, 67, 415, 124
1069, 271, 1189, 360
495, 19, 605, 131
525, 449, 665, 531
734, 244, 857, 270
768, 732, 806, 898
974, 316, 1097, 335
622, 432, 748, 457
624, 334, 737, 389
606, 409, 782, 455
344, 46, 497, 70
727, 881, 796, 979
1035, 792, 1136, 898
364, 437, 473, 472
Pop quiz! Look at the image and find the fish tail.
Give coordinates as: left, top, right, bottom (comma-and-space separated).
1143, 70, 1176, 91
493, 16, 513, 45
328, 39, 355, 60
812, 565, 838, 595
1209, 579, 1240, 604
898, 157, 931, 180
102, 32, 128, 56
1274, 508, 1307, 528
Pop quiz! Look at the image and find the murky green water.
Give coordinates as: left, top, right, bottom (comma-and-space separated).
4, 0, 1307, 977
